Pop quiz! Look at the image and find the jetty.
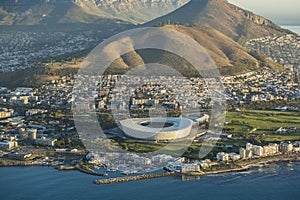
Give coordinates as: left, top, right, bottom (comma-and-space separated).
77, 167, 108, 176
58, 165, 108, 176
94, 172, 175, 184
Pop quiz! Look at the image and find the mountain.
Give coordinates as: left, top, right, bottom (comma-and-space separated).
107, 25, 283, 76
0, 0, 292, 80
0, 0, 189, 26
107, 0, 290, 76
146, 0, 292, 43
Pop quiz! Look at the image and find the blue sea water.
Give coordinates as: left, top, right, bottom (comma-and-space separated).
0, 162, 300, 200
281, 26, 300, 34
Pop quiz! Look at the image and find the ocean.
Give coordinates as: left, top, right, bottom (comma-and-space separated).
0, 162, 300, 200
281, 26, 300, 34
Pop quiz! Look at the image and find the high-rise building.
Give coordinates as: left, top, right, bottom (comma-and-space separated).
280, 142, 293, 153
246, 143, 253, 151
245, 149, 253, 158
263, 143, 279, 156
253, 145, 264, 156
216, 152, 229, 162
239, 148, 247, 159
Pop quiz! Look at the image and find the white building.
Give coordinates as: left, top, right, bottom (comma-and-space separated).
166, 162, 200, 173
199, 159, 211, 169
280, 142, 293, 153
253, 145, 264, 156
246, 143, 253, 151
263, 143, 279, 156
239, 148, 247, 159
245, 149, 253, 158
228, 153, 241, 161
216, 152, 229, 162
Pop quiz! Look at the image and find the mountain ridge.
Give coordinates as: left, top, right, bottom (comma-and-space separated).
0, 0, 190, 25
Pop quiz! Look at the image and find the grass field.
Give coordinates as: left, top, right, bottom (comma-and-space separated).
224, 109, 300, 142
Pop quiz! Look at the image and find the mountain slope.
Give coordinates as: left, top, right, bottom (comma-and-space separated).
146, 0, 292, 43
107, 25, 283, 76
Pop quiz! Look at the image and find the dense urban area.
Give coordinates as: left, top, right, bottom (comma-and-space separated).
0, 22, 299, 179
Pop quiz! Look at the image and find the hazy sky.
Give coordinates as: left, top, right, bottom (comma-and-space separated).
228, 0, 300, 25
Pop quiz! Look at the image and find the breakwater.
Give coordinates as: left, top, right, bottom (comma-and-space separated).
94, 172, 175, 184
77, 167, 108, 176
58, 165, 108, 176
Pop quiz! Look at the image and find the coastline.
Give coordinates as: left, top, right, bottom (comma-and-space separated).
1, 153, 299, 184
1, 156, 300, 200
203, 154, 300, 176
93, 154, 300, 185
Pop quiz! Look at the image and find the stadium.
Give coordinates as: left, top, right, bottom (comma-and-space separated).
119, 118, 193, 141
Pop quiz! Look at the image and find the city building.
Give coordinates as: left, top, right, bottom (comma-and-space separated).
228, 153, 241, 161
245, 149, 253, 158
263, 143, 279, 156
246, 143, 253, 151
0, 140, 18, 151
252, 145, 264, 156
35, 137, 57, 147
216, 152, 229, 162
166, 162, 200, 173
0, 108, 13, 119
239, 148, 247, 159
280, 142, 293, 153
199, 159, 212, 169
